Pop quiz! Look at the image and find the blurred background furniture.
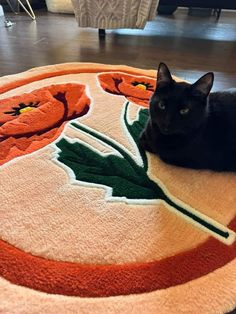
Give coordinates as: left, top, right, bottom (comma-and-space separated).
45, 0, 73, 13
44, 0, 236, 18
43, 0, 236, 36
158, 0, 236, 18
3, 0, 35, 19
159, 0, 236, 10
71, 0, 159, 29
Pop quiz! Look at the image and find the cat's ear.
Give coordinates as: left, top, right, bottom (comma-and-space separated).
156, 63, 173, 87
191, 72, 214, 97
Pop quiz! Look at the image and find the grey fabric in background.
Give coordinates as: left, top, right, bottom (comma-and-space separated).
71, 0, 159, 29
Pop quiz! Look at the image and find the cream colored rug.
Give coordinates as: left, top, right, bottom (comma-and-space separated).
0, 63, 235, 314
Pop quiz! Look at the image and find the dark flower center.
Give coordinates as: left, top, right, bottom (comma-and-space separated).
131, 81, 154, 91
4, 102, 39, 116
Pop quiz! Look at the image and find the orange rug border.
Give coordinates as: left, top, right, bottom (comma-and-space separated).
0, 218, 235, 297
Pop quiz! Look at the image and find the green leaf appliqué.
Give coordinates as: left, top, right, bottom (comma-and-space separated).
56, 137, 165, 200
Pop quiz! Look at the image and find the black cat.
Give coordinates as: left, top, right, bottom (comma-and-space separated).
140, 62, 236, 171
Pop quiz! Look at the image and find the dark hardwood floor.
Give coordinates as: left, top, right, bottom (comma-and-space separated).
0, 8, 236, 90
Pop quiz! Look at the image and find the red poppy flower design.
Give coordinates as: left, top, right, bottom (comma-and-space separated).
0, 83, 90, 165
98, 72, 156, 107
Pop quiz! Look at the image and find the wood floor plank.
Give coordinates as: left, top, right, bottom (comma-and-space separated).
0, 9, 235, 90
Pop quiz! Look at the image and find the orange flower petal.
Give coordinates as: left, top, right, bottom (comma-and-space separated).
0, 126, 64, 166
98, 72, 156, 107
119, 83, 153, 100
44, 84, 90, 118
0, 92, 64, 137
0, 83, 90, 166
97, 73, 121, 95
127, 96, 150, 107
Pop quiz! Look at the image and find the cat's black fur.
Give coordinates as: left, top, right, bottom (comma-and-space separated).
140, 63, 236, 171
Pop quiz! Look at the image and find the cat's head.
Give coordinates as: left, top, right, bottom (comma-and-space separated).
150, 63, 214, 135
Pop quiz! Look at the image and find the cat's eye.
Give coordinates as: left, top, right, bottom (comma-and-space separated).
158, 102, 166, 110
180, 108, 190, 115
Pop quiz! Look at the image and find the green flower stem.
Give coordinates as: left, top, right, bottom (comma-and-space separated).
123, 102, 148, 171
165, 198, 230, 239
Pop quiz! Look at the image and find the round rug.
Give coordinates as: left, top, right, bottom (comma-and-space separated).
0, 63, 235, 314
